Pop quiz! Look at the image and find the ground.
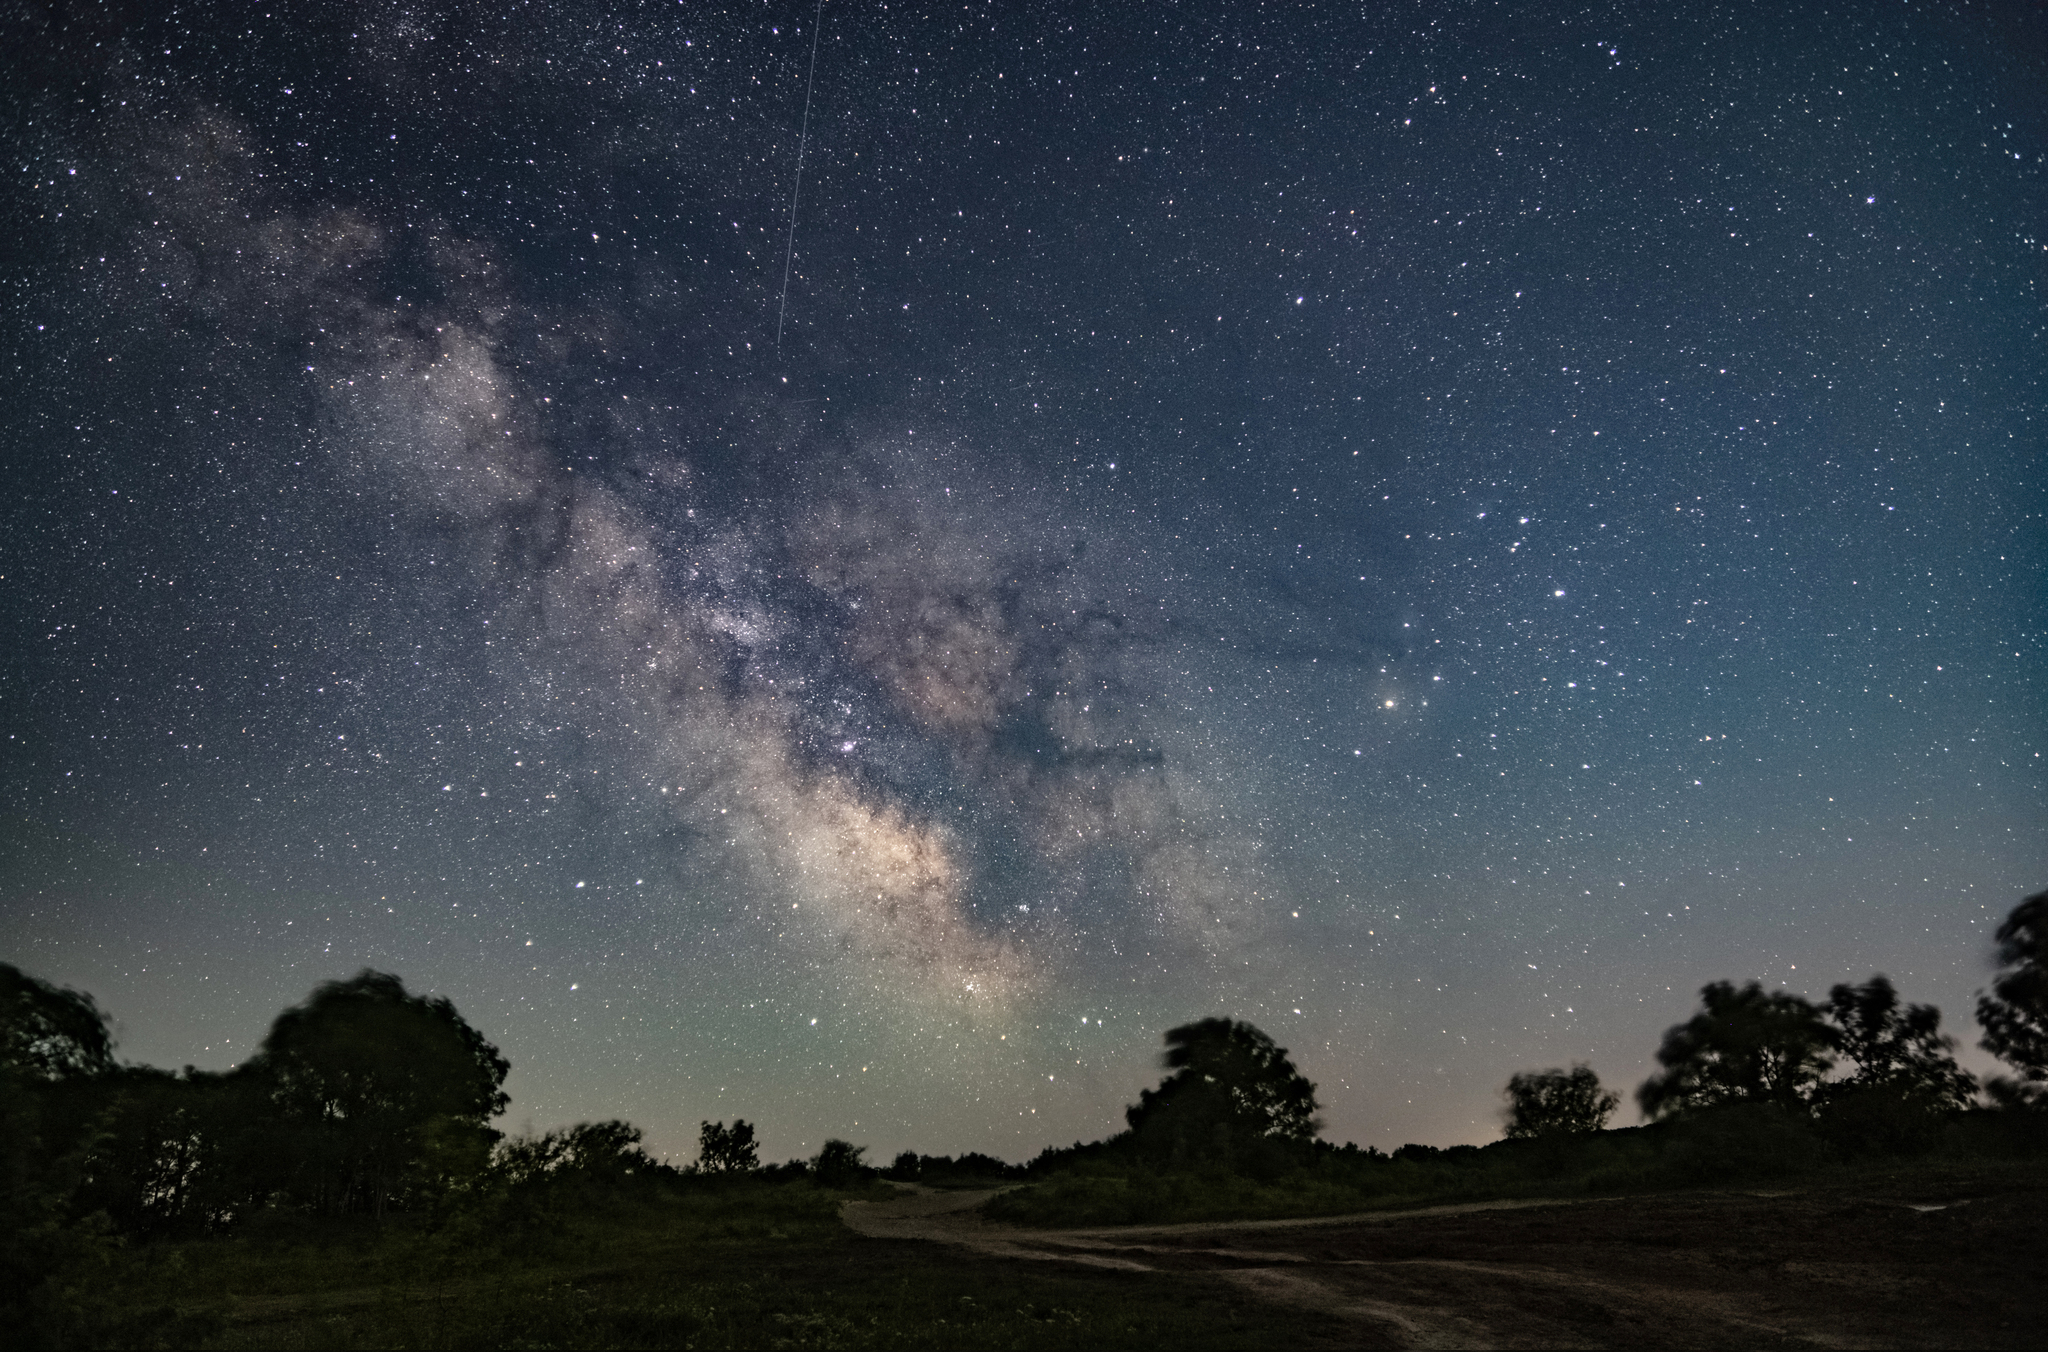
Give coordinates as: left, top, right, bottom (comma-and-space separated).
845, 1164, 2048, 1349
51, 1161, 2048, 1348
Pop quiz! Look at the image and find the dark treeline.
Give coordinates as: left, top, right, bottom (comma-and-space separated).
4, 891, 2044, 1327
1024, 892, 2046, 1175
988, 891, 2048, 1224
0, 968, 874, 1343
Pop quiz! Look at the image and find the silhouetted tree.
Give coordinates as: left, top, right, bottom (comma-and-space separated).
1826, 975, 1974, 1106
68, 1065, 263, 1234
0, 965, 117, 1237
247, 970, 509, 1215
1124, 1018, 1320, 1165
947, 1151, 1018, 1179
498, 1121, 653, 1187
1815, 975, 1974, 1155
889, 1151, 1021, 1183
1638, 981, 1835, 1119
1, 966, 121, 1344
0, 964, 115, 1082
1502, 1064, 1619, 1138
1978, 890, 2048, 1107
695, 1119, 759, 1174
810, 1139, 868, 1186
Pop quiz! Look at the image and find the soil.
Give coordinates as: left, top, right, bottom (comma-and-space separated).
842, 1171, 2048, 1348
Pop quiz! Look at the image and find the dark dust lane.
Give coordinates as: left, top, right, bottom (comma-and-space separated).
844, 1175, 2048, 1349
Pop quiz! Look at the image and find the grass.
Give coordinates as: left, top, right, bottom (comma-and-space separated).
53, 1181, 1347, 1350
41, 1115, 2048, 1346
987, 1110, 2048, 1228
987, 1152, 2048, 1229
983, 1154, 1667, 1229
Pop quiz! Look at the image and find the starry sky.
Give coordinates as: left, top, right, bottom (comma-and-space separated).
4, 0, 2043, 1164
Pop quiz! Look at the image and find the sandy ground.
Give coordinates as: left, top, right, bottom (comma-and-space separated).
842, 1179, 2048, 1349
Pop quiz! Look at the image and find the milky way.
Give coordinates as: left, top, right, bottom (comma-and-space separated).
4, 0, 2042, 1161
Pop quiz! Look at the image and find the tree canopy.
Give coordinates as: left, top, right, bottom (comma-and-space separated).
1637, 980, 1836, 1119
810, 1139, 868, 1186
248, 969, 511, 1214
1826, 974, 1974, 1109
498, 1120, 654, 1190
1124, 1017, 1320, 1163
0, 963, 115, 1082
1978, 889, 2048, 1092
696, 1119, 759, 1174
1502, 1064, 1619, 1138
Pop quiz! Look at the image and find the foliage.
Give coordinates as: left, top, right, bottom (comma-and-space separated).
11, 949, 2044, 1347
1816, 974, 1976, 1156
1, 1075, 117, 1349
1827, 974, 1976, 1105
812, 1138, 870, 1186
50, 1178, 1337, 1350
994, 1132, 1627, 1228
1637, 980, 1836, 1119
247, 969, 511, 1216
1502, 1064, 1619, 1138
1123, 1018, 1320, 1166
1, 972, 180, 1344
69, 1065, 261, 1234
1, 964, 520, 1257
695, 1117, 759, 1173
499, 1120, 658, 1188
885, 1150, 1028, 1184
1983, 1075, 2048, 1111
1978, 889, 2048, 1085
943, 1150, 1025, 1180
0, 963, 115, 1083
1659, 1100, 1826, 1178
995, 1114, 2048, 1230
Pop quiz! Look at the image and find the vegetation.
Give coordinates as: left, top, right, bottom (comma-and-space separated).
1501, 1064, 1619, 1138
1979, 888, 2048, 1108
1120, 1017, 1320, 1170
248, 971, 512, 1219
809, 1139, 871, 1187
3, 889, 2043, 1344
1636, 978, 1839, 1117
1816, 974, 1979, 1156
695, 1118, 759, 1175
883, 1151, 1028, 1186
992, 891, 2044, 1228
17, 1173, 1340, 1349
1, 964, 116, 1080
987, 1117, 2045, 1228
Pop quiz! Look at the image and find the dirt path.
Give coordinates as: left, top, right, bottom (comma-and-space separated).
842, 1182, 2045, 1349
840, 1185, 1598, 1260
843, 1184, 1172, 1271
840, 1187, 1623, 1346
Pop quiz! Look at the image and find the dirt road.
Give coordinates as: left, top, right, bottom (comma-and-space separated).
843, 1179, 2047, 1348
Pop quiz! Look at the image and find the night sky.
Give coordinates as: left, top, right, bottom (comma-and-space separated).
4, 0, 2043, 1164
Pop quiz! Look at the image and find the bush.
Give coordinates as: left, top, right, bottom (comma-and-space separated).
1979, 890, 2048, 1083
1656, 1103, 1824, 1181
1639, 981, 1835, 1119
695, 1119, 759, 1174
1815, 1087, 1955, 1158
810, 1139, 870, 1187
1503, 1065, 1620, 1138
